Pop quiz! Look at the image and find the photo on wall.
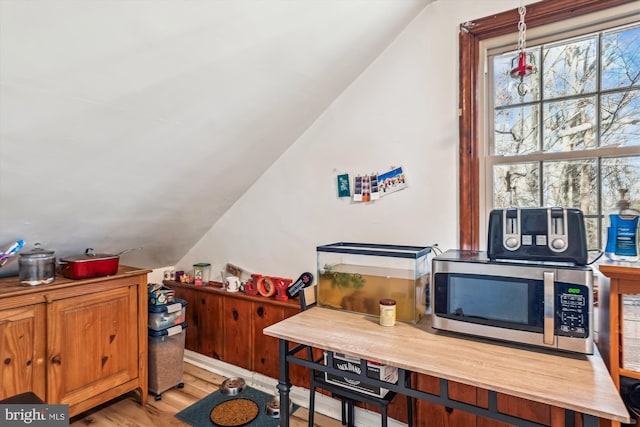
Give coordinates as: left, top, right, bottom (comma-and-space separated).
378, 166, 407, 196
353, 176, 363, 202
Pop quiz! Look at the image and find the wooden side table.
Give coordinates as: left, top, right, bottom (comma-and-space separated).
598, 261, 640, 427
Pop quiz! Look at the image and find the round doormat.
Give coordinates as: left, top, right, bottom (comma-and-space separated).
209, 398, 259, 426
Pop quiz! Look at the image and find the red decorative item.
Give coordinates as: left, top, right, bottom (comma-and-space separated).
274, 277, 292, 301
509, 4, 536, 96
510, 50, 534, 78
245, 274, 260, 295
257, 276, 276, 297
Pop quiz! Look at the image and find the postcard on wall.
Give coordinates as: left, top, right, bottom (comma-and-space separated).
378, 166, 407, 197
337, 173, 351, 198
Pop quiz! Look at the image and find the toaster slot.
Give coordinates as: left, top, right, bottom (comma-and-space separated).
502, 208, 521, 251
547, 208, 568, 252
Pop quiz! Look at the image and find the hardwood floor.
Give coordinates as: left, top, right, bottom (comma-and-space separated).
69, 362, 343, 427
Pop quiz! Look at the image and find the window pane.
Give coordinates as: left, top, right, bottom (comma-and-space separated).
601, 156, 640, 210
543, 97, 596, 152
543, 37, 597, 99
585, 217, 599, 252
493, 48, 541, 107
493, 163, 539, 207
542, 159, 598, 214
601, 89, 640, 147
494, 106, 540, 155
601, 25, 640, 91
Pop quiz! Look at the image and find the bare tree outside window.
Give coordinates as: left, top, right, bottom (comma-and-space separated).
489, 23, 640, 250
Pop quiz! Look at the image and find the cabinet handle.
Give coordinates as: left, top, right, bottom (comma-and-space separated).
26, 360, 32, 366
3, 358, 11, 365
232, 310, 238, 321
257, 307, 264, 317
201, 298, 206, 305
51, 355, 62, 365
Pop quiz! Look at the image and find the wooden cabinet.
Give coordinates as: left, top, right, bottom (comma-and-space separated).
165, 281, 307, 386
415, 375, 582, 427
0, 266, 149, 417
598, 261, 640, 427
414, 373, 581, 427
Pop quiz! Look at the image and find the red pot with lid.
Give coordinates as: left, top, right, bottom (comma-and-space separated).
60, 248, 136, 279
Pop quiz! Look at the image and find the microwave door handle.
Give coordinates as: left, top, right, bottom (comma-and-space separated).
543, 272, 555, 345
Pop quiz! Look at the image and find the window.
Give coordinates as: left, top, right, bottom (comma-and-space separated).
487, 23, 640, 251
458, 0, 640, 251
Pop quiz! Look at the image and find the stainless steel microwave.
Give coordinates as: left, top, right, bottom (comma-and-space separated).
431, 250, 593, 354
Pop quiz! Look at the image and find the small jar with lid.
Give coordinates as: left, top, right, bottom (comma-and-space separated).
379, 299, 396, 327
193, 263, 211, 286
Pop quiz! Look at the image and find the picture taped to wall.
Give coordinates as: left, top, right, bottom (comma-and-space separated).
362, 175, 371, 202
370, 173, 380, 200
378, 166, 407, 196
352, 174, 380, 202
337, 174, 351, 198
353, 176, 363, 202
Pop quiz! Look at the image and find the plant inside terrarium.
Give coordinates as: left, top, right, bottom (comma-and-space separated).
320, 264, 365, 289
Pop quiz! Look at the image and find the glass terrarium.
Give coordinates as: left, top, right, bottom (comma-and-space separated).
316, 243, 432, 323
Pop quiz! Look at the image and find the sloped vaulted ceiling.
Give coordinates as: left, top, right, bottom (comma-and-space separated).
0, 0, 431, 274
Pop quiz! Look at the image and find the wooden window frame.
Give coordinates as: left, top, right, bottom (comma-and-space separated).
458, 0, 636, 250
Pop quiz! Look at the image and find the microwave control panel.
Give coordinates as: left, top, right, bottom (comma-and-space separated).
556, 283, 590, 338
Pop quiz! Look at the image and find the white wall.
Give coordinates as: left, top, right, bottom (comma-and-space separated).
176, 0, 531, 281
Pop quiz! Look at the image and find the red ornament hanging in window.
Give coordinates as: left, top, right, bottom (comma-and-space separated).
509, 4, 536, 95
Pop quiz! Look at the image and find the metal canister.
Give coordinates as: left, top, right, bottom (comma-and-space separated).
19, 243, 56, 286
379, 298, 396, 327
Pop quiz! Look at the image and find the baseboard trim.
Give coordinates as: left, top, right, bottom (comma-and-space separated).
183, 350, 407, 427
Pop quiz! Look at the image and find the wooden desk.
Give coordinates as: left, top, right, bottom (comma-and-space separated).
263, 307, 630, 427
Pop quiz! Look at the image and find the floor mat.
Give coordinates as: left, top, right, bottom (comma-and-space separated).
175, 385, 298, 427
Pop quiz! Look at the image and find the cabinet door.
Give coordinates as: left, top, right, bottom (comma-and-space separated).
414, 373, 477, 426
193, 291, 224, 359
173, 287, 224, 359
222, 297, 252, 370
477, 393, 551, 427
171, 287, 196, 351
283, 306, 311, 388
383, 372, 416, 426
47, 285, 138, 407
253, 303, 284, 379
0, 305, 45, 400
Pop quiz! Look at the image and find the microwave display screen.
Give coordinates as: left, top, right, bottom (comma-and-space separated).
447, 276, 528, 324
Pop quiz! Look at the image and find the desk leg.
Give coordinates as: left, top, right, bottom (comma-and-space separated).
278, 338, 291, 427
